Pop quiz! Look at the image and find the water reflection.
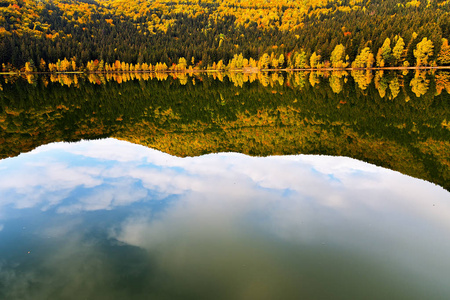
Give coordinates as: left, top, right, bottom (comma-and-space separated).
0, 139, 449, 299
1, 72, 449, 190
3, 69, 450, 99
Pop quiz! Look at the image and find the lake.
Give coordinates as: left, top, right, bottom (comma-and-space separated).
0, 71, 449, 299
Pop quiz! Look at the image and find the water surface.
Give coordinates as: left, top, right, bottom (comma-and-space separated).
0, 71, 449, 299
0, 139, 449, 299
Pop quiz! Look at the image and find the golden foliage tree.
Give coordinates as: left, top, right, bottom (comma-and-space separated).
352, 47, 374, 68
437, 38, 450, 66
330, 44, 347, 68
414, 37, 434, 66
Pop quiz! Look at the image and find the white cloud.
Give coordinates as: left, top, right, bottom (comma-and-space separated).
0, 138, 448, 227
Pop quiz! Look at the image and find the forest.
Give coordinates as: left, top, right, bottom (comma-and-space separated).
1, 0, 450, 71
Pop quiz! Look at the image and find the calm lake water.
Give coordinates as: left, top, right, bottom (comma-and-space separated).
0, 71, 449, 299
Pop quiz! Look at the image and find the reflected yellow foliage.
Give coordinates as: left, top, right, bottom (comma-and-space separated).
292, 72, 307, 89
329, 71, 347, 94
271, 72, 284, 86
435, 72, 450, 95
442, 119, 450, 130
410, 70, 429, 97
389, 77, 400, 99
309, 71, 322, 87
374, 71, 388, 98
258, 73, 270, 87
177, 73, 188, 85
50, 74, 79, 87
26, 74, 37, 84
351, 70, 372, 90
229, 72, 245, 87
155, 72, 169, 81
2, 70, 448, 100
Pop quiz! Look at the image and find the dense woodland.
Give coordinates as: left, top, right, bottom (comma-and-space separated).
1, 0, 450, 71
1, 72, 449, 190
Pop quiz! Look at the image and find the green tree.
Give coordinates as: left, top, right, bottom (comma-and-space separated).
294, 50, 308, 68
376, 38, 392, 67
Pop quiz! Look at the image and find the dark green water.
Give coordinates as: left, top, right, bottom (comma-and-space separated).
0, 71, 449, 299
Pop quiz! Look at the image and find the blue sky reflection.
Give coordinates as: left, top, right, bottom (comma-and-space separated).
0, 138, 449, 299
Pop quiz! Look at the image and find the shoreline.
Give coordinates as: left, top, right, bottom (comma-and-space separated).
2, 65, 450, 76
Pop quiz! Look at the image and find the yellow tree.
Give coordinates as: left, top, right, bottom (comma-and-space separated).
25, 61, 34, 73
437, 38, 450, 66
392, 36, 405, 65
48, 63, 57, 72
330, 44, 346, 68
352, 47, 374, 68
39, 58, 46, 72
216, 60, 224, 70
310, 52, 321, 68
278, 54, 285, 68
114, 60, 121, 71
272, 58, 279, 69
234, 53, 244, 69
414, 37, 434, 66
98, 60, 105, 72
259, 53, 270, 69
177, 57, 187, 71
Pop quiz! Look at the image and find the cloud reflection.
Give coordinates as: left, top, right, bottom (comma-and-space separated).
0, 138, 448, 220
1, 138, 449, 299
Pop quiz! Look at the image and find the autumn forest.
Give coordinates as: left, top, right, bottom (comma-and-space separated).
1, 0, 450, 72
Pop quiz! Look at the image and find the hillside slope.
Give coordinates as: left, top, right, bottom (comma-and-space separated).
1, 0, 450, 70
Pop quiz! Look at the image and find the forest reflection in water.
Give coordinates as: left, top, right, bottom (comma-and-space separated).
0, 139, 449, 300
0, 70, 449, 191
